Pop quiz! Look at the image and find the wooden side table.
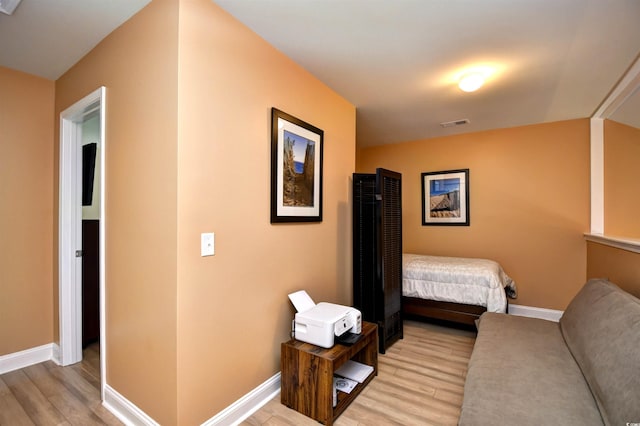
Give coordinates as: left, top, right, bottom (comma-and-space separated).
280, 321, 378, 425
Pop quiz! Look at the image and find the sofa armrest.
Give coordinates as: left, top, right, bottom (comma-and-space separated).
560, 279, 640, 426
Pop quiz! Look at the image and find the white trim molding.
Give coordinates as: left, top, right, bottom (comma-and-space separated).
103, 384, 160, 426
59, 101, 84, 366
584, 233, 640, 254
589, 117, 604, 234
97, 86, 107, 401
592, 55, 640, 119
52, 343, 61, 366
509, 304, 563, 322
0, 344, 54, 375
201, 373, 281, 426
590, 54, 640, 236
102, 372, 280, 426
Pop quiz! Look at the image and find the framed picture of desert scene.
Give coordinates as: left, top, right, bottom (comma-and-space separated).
271, 108, 324, 223
422, 169, 469, 226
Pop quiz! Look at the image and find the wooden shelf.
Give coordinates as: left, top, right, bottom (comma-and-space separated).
280, 321, 378, 425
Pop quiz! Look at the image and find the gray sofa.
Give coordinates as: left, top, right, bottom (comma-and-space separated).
459, 278, 640, 426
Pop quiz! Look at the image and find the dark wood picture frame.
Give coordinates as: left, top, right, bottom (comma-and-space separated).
421, 168, 470, 226
271, 108, 324, 223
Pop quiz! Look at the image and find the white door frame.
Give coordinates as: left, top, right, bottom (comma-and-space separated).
59, 86, 107, 399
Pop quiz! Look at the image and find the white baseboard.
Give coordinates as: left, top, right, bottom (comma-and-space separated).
0, 343, 54, 374
103, 384, 159, 426
2, 344, 280, 426
202, 373, 281, 426
102, 373, 280, 426
52, 343, 62, 366
509, 304, 563, 322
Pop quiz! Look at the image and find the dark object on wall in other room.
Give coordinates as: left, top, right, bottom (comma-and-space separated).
82, 142, 97, 206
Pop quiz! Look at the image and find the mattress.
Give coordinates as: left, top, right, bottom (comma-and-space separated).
402, 253, 517, 313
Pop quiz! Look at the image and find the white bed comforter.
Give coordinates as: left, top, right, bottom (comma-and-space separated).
402, 253, 517, 313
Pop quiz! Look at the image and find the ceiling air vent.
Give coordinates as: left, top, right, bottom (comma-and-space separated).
440, 118, 470, 128
0, 0, 23, 15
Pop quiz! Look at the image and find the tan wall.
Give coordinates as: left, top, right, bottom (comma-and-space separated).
51, 0, 354, 424
55, 0, 179, 423
587, 242, 640, 298
604, 119, 640, 238
175, 1, 355, 424
357, 119, 590, 310
0, 67, 55, 355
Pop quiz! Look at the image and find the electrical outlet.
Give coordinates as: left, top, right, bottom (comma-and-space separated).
201, 233, 215, 256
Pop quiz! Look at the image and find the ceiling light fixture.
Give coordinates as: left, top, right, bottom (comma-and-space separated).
0, 0, 23, 15
458, 72, 485, 92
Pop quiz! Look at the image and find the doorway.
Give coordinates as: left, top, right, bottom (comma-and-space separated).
59, 87, 106, 399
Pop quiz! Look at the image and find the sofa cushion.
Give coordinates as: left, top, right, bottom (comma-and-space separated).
559, 279, 640, 426
459, 312, 602, 426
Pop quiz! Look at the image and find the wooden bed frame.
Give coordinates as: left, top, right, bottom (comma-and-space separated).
400, 254, 514, 329
402, 297, 485, 327
402, 294, 510, 328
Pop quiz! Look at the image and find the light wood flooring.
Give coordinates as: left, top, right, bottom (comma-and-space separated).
1, 321, 474, 426
0, 343, 123, 426
241, 320, 476, 426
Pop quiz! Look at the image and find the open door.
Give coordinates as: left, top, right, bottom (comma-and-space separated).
58, 86, 106, 399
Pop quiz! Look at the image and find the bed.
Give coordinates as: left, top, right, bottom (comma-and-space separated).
402, 253, 517, 327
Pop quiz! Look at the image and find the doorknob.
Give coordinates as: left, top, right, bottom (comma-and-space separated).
75, 250, 83, 258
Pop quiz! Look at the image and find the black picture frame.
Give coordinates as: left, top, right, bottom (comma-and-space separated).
421, 169, 470, 226
271, 108, 323, 223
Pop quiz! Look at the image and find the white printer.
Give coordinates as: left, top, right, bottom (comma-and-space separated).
288, 290, 362, 348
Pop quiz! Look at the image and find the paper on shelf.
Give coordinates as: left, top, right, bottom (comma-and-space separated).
334, 360, 374, 383
333, 376, 358, 394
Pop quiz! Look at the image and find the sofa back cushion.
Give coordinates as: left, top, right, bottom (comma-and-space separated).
559, 279, 640, 426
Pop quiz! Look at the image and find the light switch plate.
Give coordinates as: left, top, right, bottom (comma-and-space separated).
201, 233, 214, 256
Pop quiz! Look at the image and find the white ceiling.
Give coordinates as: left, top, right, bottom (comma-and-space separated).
1, 0, 638, 148
0, 0, 150, 80
213, 0, 640, 147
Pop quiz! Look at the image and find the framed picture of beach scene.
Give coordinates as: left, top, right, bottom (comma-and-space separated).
271, 108, 324, 223
421, 169, 469, 226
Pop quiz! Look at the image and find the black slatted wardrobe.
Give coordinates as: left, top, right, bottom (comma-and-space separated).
353, 168, 403, 353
